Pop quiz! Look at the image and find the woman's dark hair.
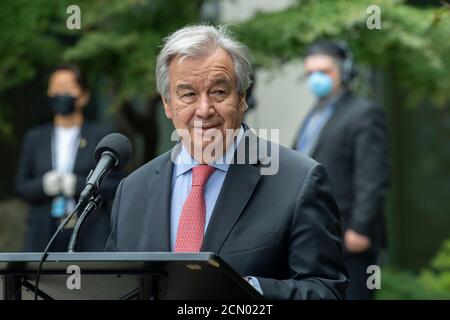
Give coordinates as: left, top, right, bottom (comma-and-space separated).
50, 64, 88, 90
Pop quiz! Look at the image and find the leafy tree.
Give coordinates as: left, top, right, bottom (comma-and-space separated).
0, 0, 204, 100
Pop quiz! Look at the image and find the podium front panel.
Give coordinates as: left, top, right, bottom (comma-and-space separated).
0, 252, 262, 300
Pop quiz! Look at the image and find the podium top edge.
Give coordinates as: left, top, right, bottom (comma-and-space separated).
0, 252, 217, 263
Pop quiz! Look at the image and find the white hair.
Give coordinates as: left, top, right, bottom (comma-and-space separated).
155, 24, 253, 101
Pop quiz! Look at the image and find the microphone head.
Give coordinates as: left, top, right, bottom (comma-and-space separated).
94, 133, 132, 172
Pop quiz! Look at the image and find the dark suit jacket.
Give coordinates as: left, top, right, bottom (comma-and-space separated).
293, 91, 389, 250
106, 127, 349, 299
16, 121, 121, 252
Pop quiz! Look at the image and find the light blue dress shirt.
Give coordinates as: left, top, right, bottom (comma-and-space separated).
170, 125, 244, 251
170, 125, 263, 295
296, 101, 336, 156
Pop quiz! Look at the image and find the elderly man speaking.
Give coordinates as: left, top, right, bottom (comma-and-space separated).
106, 25, 348, 300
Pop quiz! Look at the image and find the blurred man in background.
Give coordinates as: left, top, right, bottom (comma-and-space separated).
15, 65, 121, 252
293, 41, 389, 299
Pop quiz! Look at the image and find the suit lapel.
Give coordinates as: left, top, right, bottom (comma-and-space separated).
73, 122, 91, 173
145, 148, 179, 252
201, 129, 262, 253
43, 125, 53, 171
311, 92, 350, 158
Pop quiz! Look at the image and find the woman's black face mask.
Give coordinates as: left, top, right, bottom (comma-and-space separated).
50, 95, 76, 115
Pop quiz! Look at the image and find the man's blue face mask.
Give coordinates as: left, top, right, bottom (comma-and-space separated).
307, 71, 333, 98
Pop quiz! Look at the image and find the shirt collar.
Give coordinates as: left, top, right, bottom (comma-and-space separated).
55, 125, 81, 134
174, 125, 245, 178
314, 90, 345, 111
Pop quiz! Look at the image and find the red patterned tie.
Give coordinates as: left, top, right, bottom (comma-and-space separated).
175, 165, 216, 252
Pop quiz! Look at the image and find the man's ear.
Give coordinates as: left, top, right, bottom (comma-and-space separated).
239, 93, 247, 114
162, 96, 172, 119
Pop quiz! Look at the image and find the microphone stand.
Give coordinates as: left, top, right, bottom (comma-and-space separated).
67, 194, 103, 253
33, 194, 104, 299
33, 132, 131, 300
34, 201, 82, 300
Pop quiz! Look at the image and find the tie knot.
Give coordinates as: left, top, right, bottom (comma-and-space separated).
192, 165, 216, 187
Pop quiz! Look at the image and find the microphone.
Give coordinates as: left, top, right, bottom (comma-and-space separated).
78, 133, 132, 205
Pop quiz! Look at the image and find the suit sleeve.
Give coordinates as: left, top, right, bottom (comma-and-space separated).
349, 106, 389, 239
104, 179, 124, 252
256, 164, 349, 299
99, 172, 124, 201
15, 131, 49, 203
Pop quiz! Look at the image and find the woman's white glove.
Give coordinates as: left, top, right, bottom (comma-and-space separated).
42, 170, 62, 196
61, 173, 77, 198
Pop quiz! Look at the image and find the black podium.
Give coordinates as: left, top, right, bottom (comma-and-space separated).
0, 252, 262, 300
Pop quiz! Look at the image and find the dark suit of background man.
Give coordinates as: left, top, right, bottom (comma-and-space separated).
293, 41, 389, 299
16, 65, 121, 252
106, 25, 348, 299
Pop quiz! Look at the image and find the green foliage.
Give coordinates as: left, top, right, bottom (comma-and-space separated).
0, 0, 63, 91
377, 267, 450, 299
0, 0, 204, 105
378, 238, 450, 299
419, 239, 450, 294
233, 0, 450, 107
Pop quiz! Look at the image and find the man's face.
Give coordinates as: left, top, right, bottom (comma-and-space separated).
47, 70, 87, 109
162, 48, 246, 162
304, 54, 342, 95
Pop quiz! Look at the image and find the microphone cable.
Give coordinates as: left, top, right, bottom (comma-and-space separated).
33, 201, 83, 300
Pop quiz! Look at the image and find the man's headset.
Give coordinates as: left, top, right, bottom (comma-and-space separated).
304, 40, 355, 85
335, 41, 355, 85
